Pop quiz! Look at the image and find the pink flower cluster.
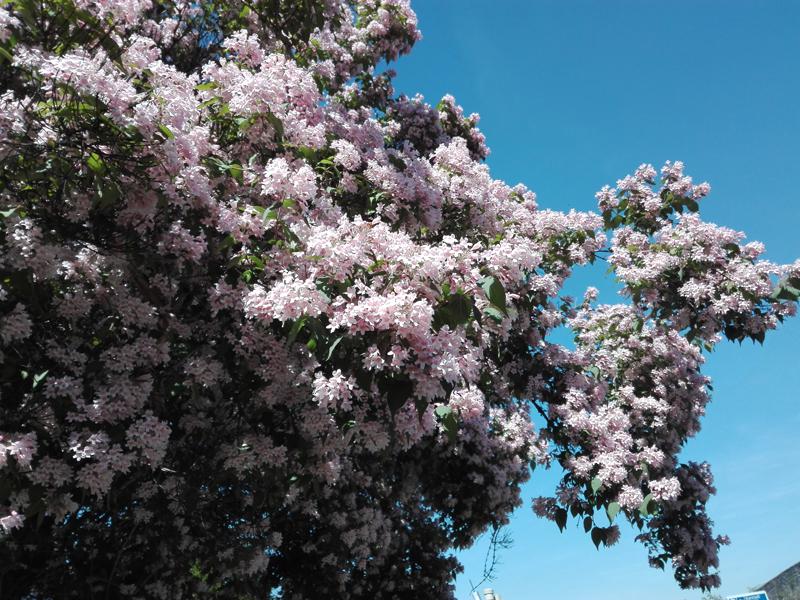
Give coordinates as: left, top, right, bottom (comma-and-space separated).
0, 0, 796, 597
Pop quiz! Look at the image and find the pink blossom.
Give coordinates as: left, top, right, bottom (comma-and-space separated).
0, 303, 32, 344
651, 476, 682, 502
243, 273, 329, 323
0, 2, 793, 594
331, 139, 363, 171
0, 432, 37, 468
447, 388, 485, 421
0, 510, 23, 533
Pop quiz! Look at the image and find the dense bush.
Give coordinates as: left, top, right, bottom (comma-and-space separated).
0, 1, 798, 597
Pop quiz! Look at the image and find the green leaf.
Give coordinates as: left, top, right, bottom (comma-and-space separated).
771, 281, 800, 301
325, 336, 343, 361
219, 235, 236, 251
769, 286, 784, 300
591, 477, 603, 494
32, 370, 49, 390
723, 242, 740, 256
229, 163, 243, 184
434, 405, 459, 443
86, 152, 105, 174
0, 207, 18, 218
554, 507, 568, 532
0, 46, 13, 62
235, 115, 256, 133
295, 146, 318, 162
157, 124, 175, 140
606, 502, 620, 523
583, 516, 593, 533
15, 0, 37, 29
265, 112, 284, 141
591, 527, 605, 549
433, 292, 473, 330
483, 305, 505, 323
198, 96, 222, 110
286, 317, 307, 346
385, 377, 413, 413
480, 275, 507, 313
195, 81, 218, 91
434, 405, 452, 419
387, 154, 406, 171
414, 397, 428, 420
96, 181, 120, 208
639, 493, 654, 516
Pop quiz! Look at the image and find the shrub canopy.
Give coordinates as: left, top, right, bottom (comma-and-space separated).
0, 0, 798, 598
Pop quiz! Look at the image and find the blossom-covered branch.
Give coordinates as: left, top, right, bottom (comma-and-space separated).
0, 0, 797, 598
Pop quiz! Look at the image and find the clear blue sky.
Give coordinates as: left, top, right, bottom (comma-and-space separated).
392, 2, 800, 599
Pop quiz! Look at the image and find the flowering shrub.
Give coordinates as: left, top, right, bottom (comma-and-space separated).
0, 0, 798, 597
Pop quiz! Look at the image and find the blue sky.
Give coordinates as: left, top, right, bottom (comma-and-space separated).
392, 2, 800, 599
